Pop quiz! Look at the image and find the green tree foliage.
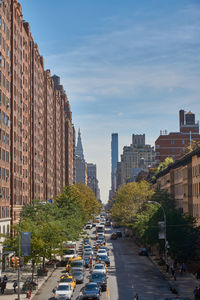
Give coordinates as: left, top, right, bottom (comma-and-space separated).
111, 181, 154, 226
156, 157, 174, 174
2, 184, 101, 268
187, 140, 200, 152
134, 189, 200, 262
111, 183, 200, 262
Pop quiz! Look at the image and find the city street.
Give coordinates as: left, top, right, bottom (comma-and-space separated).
33, 226, 173, 300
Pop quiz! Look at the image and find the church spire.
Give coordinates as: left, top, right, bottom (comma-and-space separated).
76, 128, 84, 160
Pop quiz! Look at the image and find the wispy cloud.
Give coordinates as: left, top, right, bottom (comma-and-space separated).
44, 2, 200, 202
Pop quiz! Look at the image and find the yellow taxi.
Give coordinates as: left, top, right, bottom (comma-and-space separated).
59, 275, 76, 290
66, 256, 82, 272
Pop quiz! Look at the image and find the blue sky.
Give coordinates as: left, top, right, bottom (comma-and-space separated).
20, 0, 200, 202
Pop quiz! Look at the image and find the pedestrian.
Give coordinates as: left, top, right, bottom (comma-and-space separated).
13, 280, 17, 293
181, 263, 186, 274
166, 262, 169, 273
134, 293, 139, 300
1, 281, 6, 294
197, 270, 200, 280
3, 275, 8, 288
171, 267, 176, 281
89, 257, 93, 269
173, 259, 178, 270
193, 286, 199, 300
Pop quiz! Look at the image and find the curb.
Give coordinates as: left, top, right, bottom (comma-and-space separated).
148, 255, 177, 295
31, 267, 56, 299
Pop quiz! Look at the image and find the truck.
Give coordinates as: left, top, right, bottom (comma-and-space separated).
61, 241, 77, 262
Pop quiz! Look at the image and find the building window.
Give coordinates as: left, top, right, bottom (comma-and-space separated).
171, 148, 175, 153
182, 140, 185, 144
171, 140, 174, 144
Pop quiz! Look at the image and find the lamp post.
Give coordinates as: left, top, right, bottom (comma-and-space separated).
18, 216, 22, 300
148, 201, 167, 263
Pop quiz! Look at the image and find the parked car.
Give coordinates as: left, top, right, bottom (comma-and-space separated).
53, 283, 73, 300
138, 248, 148, 256
116, 231, 122, 238
81, 282, 101, 300
90, 272, 107, 291
110, 232, 118, 240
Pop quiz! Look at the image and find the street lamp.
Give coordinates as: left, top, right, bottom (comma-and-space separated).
18, 216, 22, 300
148, 200, 167, 263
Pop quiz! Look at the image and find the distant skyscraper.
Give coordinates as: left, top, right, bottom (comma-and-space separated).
111, 133, 118, 173
120, 134, 155, 184
76, 129, 84, 160
76, 129, 87, 184
87, 163, 100, 200
111, 133, 118, 197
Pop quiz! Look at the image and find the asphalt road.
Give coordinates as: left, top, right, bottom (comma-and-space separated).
33, 226, 173, 300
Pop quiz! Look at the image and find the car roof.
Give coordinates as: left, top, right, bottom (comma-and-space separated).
92, 271, 105, 276
94, 263, 105, 267
86, 282, 98, 286
58, 283, 72, 286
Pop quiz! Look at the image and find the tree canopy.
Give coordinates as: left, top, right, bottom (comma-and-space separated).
2, 184, 101, 268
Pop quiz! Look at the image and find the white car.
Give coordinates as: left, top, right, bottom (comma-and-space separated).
54, 283, 73, 300
93, 263, 106, 274
97, 249, 107, 256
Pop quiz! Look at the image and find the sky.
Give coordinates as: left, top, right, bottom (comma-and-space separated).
20, 0, 200, 203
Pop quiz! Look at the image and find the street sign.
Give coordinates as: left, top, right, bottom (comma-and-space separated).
21, 232, 31, 256
158, 221, 165, 239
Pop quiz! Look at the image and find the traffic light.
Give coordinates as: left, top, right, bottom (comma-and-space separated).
11, 257, 15, 268
14, 257, 19, 268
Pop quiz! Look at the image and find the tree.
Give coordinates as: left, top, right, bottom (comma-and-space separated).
2, 184, 101, 272
156, 157, 173, 174
133, 189, 200, 262
111, 181, 154, 226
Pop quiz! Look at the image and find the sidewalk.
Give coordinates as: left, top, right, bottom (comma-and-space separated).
0, 265, 56, 300
149, 255, 200, 299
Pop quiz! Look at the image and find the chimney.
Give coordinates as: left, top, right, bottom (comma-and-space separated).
179, 109, 184, 131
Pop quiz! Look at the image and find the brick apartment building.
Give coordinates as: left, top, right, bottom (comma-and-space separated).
0, 0, 11, 240
44, 70, 55, 201
155, 110, 200, 164
154, 147, 200, 224
0, 0, 75, 236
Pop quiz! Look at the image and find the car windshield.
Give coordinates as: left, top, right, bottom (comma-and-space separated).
85, 284, 98, 291
65, 249, 75, 255
92, 273, 104, 279
60, 278, 70, 282
57, 285, 70, 291
73, 272, 82, 276
94, 265, 104, 269
71, 261, 83, 267
63, 278, 73, 282
98, 255, 107, 259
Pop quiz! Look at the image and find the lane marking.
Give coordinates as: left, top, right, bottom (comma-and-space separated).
107, 284, 111, 300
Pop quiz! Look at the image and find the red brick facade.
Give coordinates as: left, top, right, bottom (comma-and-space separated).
0, 0, 75, 227
155, 110, 200, 164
